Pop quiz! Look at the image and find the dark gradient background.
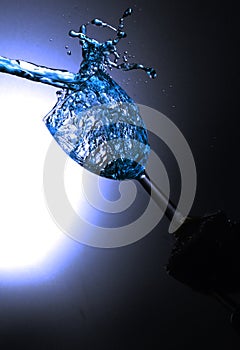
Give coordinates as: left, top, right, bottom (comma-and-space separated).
0, 0, 239, 349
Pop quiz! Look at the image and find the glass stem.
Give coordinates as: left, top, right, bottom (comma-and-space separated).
138, 171, 186, 224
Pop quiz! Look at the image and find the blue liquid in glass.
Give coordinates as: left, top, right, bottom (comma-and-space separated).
0, 8, 156, 180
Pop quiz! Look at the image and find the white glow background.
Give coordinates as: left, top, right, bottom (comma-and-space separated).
0, 75, 70, 274
0, 1, 88, 279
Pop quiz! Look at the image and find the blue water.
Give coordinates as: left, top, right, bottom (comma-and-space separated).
0, 8, 156, 180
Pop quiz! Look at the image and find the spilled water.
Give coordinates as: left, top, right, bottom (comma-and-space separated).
0, 8, 156, 180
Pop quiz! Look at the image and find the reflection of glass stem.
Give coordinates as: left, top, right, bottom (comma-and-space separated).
139, 171, 240, 334
212, 290, 240, 334
138, 171, 186, 225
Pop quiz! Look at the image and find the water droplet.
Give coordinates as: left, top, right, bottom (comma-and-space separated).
146, 68, 157, 79
123, 8, 133, 18
118, 31, 127, 38
65, 45, 69, 49
67, 50, 71, 56
169, 84, 173, 88
172, 105, 176, 108
92, 18, 103, 26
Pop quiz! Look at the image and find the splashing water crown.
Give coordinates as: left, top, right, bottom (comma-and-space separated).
68, 8, 157, 80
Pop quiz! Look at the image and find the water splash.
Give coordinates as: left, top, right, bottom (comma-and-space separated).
0, 8, 156, 180
68, 8, 156, 80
